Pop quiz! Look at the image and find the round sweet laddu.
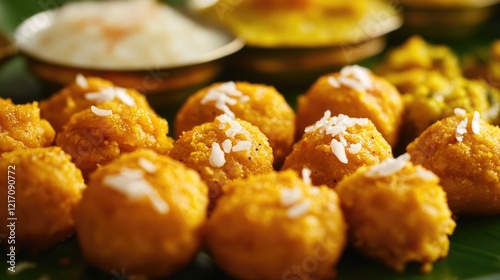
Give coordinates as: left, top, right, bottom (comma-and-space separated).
336, 154, 456, 272
56, 102, 173, 178
0, 98, 55, 154
75, 150, 208, 278
0, 147, 85, 253
205, 170, 347, 280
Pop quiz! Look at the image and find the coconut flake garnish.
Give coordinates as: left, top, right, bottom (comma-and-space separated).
200, 82, 249, 118
302, 167, 312, 185
76, 74, 88, 89
217, 114, 249, 138
454, 107, 467, 116
85, 87, 135, 106
114, 87, 136, 106
286, 200, 311, 219
103, 167, 169, 214
472, 111, 481, 134
232, 141, 251, 152
305, 110, 367, 164
209, 142, 226, 167
138, 158, 157, 173
365, 153, 411, 178
328, 65, 373, 92
280, 187, 303, 206
222, 139, 232, 153
90, 105, 112, 116
456, 117, 468, 142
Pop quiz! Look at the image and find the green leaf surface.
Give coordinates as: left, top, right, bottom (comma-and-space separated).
1, 1, 500, 279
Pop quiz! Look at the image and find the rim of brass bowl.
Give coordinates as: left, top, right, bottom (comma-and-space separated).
228, 37, 386, 87
400, 5, 496, 39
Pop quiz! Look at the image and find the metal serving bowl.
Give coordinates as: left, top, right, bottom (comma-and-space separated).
13, 9, 244, 109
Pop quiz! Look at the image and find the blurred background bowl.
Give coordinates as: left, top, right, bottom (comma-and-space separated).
13, 8, 244, 110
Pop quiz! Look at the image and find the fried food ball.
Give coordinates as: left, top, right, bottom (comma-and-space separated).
395, 71, 500, 145
296, 65, 403, 147
56, 102, 173, 178
205, 170, 347, 280
407, 110, 500, 216
175, 81, 295, 167
377, 36, 461, 79
170, 114, 274, 210
0, 98, 55, 154
40, 74, 153, 132
0, 147, 85, 253
336, 154, 456, 272
283, 110, 393, 188
76, 150, 208, 278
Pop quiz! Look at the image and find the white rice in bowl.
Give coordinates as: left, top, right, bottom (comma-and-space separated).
18, 0, 232, 69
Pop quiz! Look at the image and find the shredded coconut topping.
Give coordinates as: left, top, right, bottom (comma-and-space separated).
305, 110, 367, 164
454, 107, 467, 116
309, 187, 320, 195
328, 65, 373, 91
209, 114, 253, 167
472, 111, 481, 134
209, 142, 226, 168
280, 187, 303, 207
200, 82, 249, 118
286, 200, 311, 219
302, 168, 312, 185
365, 153, 411, 178
85, 87, 136, 106
456, 116, 468, 142
90, 105, 112, 116
103, 167, 169, 214
138, 158, 158, 173
75, 74, 88, 89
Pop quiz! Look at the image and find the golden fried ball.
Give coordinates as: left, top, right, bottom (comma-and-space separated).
398, 73, 500, 145
0, 147, 85, 253
283, 111, 393, 188
40, 75, 153, 132
170, 114, 274, 210
377, 35, 461, 79
205, 170, 347, 280
296, 65, 403, 147
175, 81, 295, 167
76, 150, 208, 278
0, 98, 55, 154
336, 154, 456, 272
407, 111, 500, 216
56, 102, 173, 178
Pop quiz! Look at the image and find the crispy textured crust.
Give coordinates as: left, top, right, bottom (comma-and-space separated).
407, 114, 500, 215
56, 102, 173, 178
283, 118, 393, 188
76, 150, 208, 278
296, 72, 403, 147
0, 99, 55, 154
40, 76, 153, 132
0, 147, 85, 253
336, 161, 455, 272
170, 117, 273, 210
175, 81, 295, 167
206, 170, 347, 280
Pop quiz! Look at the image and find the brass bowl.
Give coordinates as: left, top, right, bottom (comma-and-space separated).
13, 9, 244, 109
228, 37, 387, 87
399, 1, 500, 40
